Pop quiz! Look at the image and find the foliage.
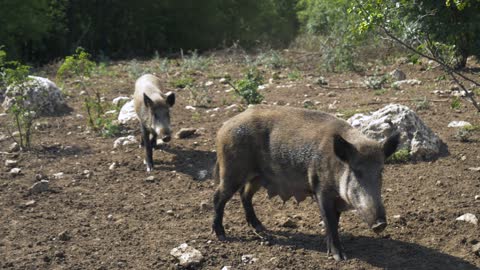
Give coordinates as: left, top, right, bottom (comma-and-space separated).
0, 49, 35, 149
232, 68, 264, 105
57, 48, 118, 135
386, 149, 411, 163
170, 76, 195, 89
181, 51, 211, 71
450, 97, 461, 109
414, 97, 431, 111
2, 0, 298, 63
364, 67, 387, 89
454, 124, 478, 142
349, 0, 480, 69
187, 86, 212, 107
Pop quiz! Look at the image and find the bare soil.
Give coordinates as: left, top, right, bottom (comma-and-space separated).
1, 51, 479, 270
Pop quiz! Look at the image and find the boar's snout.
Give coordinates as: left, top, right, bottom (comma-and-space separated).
371, 218, 387, 234
162, 135, 171, 142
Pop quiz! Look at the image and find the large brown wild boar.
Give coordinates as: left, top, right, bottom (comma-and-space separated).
134, 74, 175, 172
212, 105, 399, 261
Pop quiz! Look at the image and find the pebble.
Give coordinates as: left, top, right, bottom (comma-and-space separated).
281, 218, 297, 228
145, 176, 156, 183
472, 243, 480, 256
327, 91, 336, 97
221, 266, 232, 270
109, 162, 117, 170
24, 200, 36, 207
448, 121, 472, 128
9, 168, 21, 176
200, 200, 210, 210
475, 195, 480, 200
5, 160, 18, 167
53, 172, 64, 179
456, 213, 478, 225
58, 230, 71, 241
9, 142, 20, 152
185, 105, 196, 111
241, 254, 258, 264
29, 180, 49, 194
205, 81, 214, 87
167, 210, 175, 216
175, 128, 197, 139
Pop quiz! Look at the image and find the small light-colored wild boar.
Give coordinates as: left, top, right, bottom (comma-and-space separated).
212, 105, 399, 261
134, 74, 175, 172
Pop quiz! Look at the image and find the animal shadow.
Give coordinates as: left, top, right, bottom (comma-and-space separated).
253, 230, 478, 270
154, 144, 216, 180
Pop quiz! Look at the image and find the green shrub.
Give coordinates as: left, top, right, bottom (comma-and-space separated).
170, 76, 195, 89
386, 149, 411, 163
0, 49, 36, 149
233, 68, 264, 105
450, 97, 461, 110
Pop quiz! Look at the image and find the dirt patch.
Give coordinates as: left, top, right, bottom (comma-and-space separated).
1, 52, 479, 269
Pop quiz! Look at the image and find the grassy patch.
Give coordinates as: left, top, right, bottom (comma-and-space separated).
170, 76, 195, 89
386, 149, 411, 163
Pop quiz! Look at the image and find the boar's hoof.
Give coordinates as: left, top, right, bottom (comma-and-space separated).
371, 221, 387, 234
217, 234, 227, 242
254, 224, 266, 233
332, 252, 347, 262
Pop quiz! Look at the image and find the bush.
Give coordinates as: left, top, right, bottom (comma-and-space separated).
232, 68, 264, 105
0, 49, 36, 149
386, 149, 411, 163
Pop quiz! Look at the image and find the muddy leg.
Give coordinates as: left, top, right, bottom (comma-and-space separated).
141, 125, 154, 172
140, 123, 146, 148
316, 192, 346, 261
150, 133, 157, 149
240, 180, 265, 232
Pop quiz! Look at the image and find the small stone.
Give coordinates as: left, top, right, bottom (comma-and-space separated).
109, 162, 117, 170
302, 99, 314, 107
219, 78, 228, 84
435, 180, 442, 186
58, 230, 71, 241
185, 105, 196, 111
225, 104, 238, 111
205, 81, 214, 87
475, 195, 480, 200
200, 200, 210, 210
448, 121, 472, 128
107, 214, 113, 220
5, 160, 18, 167
79, 90, 87, 96
456, 213, 478, 225
468, 167, 480, 172
9, 168, 21, 176
221, 266, 232, 270
24, 200, 36, 207
281, 218, 297, 228
196, 170, 208, 180
175, 128, 197, 139
113, 135, 137, 149
29, 180, 49, 194
54, 250, 65, 258
326, 91, 336, 97
82, 170, 92, 178
145, 176, 156, 183
393, 215, 402, 219
461, 155, 467, 161
390, 69, 406, 81
315, 77, 328, 85
35, 173, 47, 181
53, 172, 64, 179
170, 243, 203, 267
241, 254, 258, 264
9, 142, 20, 152
472, 243, 480, 256
112, 96, 131, 107
166, 210, 174, 216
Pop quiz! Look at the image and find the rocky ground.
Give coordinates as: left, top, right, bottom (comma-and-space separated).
1, 50, 479, 269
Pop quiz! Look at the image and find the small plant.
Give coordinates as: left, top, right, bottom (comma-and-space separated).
374, 89, 387, 95
450, 97, 461, 110
288, 69, 301, 81
170, 76, 194, 89
229, 68, 264, 105
386, 149, 411, 163
181, 50, 211, 71
454, 125, 478, 142
0, 48, 37, 149
414, 96, 431, 111
124, 59, 154, 79
187, 85, 212, 107
256, 50, 286, 69
57, 48, 116, 135
364, 67, 387, 90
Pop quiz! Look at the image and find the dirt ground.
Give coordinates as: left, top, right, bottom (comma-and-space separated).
1, 51, 479, 270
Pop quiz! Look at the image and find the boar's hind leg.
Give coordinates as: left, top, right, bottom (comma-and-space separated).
212, 172, 246, 240
240, 179, 265, 232
316, 193, 347, 261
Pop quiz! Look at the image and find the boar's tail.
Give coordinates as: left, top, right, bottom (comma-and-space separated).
212, 160, 220, 185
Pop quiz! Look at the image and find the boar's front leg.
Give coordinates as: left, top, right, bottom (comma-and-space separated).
141, 124, 154, 172
316, 192, 347, 261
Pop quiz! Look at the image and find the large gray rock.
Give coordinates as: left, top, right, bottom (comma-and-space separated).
2, 76, 68, 115
348, 104, 446, 160
118, 100, 136, 124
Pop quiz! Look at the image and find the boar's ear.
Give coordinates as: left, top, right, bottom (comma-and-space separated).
165, 91, 175, 107
383, 132, 400, 158
144, 93, 154, 108
333, 134, 356, 163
